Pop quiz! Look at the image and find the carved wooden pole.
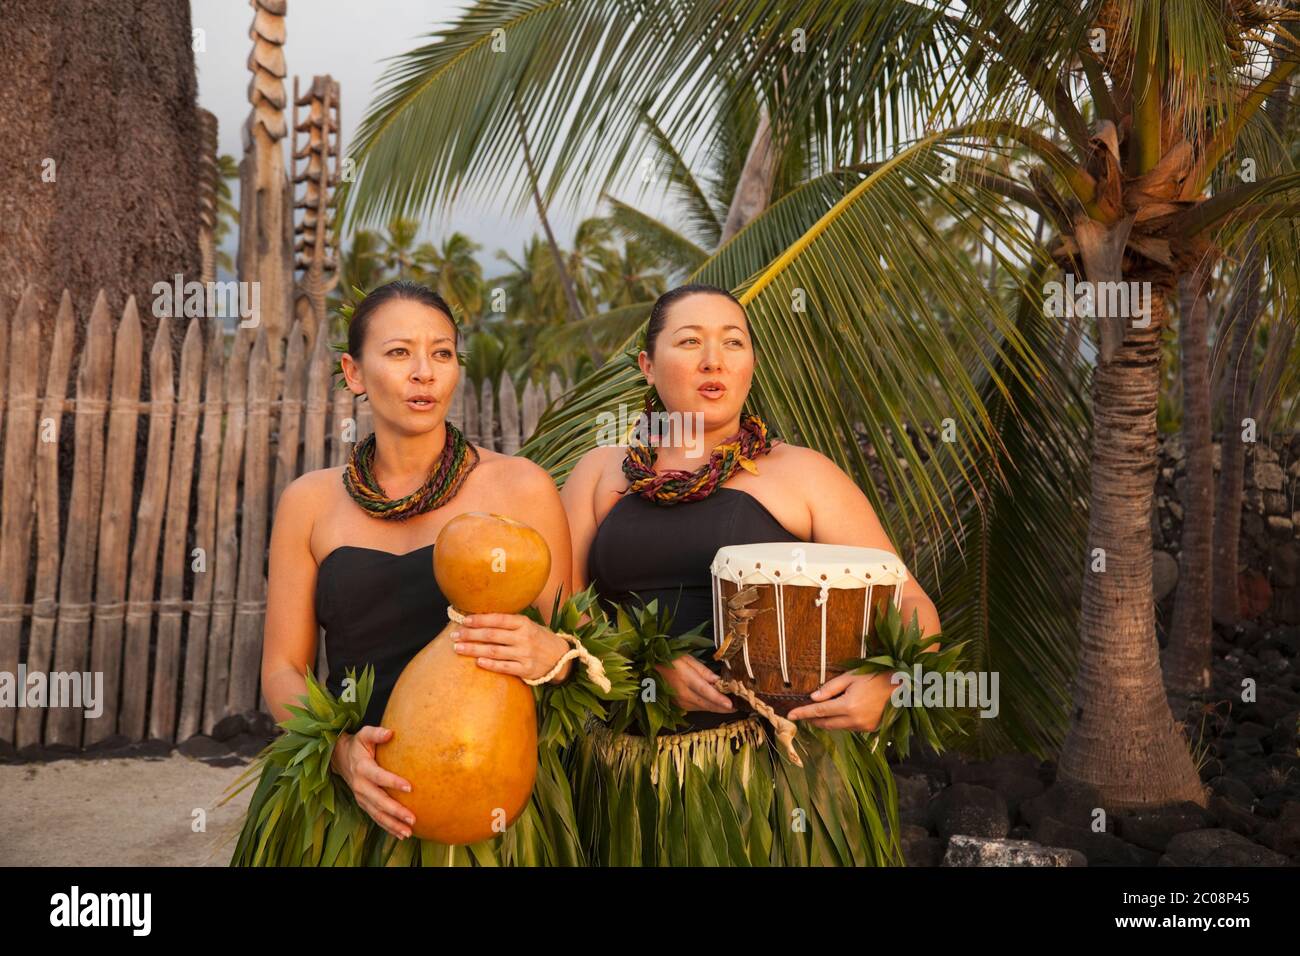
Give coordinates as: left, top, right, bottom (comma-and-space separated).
197, 108, 219, 286
292, 74, 340, 352
237, 0, 293, 361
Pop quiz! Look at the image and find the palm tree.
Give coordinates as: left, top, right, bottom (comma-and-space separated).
343, 1, 1300, 810
214, 154, 241, 275
589, 239, 667, 307
1169, 60, 1298, 689
420, 232, 487, 318
377, 216, 422, 277
493, 237, 575, 328
489, 221, 665, 373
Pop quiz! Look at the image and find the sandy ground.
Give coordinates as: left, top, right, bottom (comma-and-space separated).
0, 754, 255, 866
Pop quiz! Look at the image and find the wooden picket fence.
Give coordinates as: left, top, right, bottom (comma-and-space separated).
0, 289, 571, 751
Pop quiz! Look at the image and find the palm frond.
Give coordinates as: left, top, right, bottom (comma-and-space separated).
925, 259, 1090, 758
601, 196, 708, 278
630, 106, 723, 246
534, 301, 655, 361
525, 135, 1053, 564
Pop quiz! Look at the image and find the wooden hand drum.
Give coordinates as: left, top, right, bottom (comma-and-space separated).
709, 543, 908, 716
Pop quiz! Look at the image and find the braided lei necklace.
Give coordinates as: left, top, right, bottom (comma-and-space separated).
343, 421, 479, 519
623, 410, 775, 505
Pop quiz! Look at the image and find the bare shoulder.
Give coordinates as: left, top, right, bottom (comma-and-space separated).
474, 447, 559, 495
764, 441, 865, 500
272, 466, 343, 541
278, 466, 344, 513
563, 443, 624, 490
576, 443, 625, 476
766, 440, 839, 474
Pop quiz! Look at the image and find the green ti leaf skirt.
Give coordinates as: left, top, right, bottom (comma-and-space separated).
571, 715, 906, 866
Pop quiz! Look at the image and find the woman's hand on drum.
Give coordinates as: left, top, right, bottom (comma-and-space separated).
787, 671, 894, 732
330, 726, 416, 840
655, 654, 735, 713
451, 613, 573, 682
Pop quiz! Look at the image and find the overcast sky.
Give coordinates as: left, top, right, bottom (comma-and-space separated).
191, 0, 672, 279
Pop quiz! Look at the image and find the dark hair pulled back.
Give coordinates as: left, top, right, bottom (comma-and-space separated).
347, 279, 457, 357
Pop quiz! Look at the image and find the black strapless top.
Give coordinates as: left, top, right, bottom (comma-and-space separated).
315, 544, 447, 728
587, 487, 804, 731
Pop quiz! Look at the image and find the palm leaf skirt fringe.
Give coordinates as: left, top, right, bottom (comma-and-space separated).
229, 745, 586, 866
573, 716, 906, 866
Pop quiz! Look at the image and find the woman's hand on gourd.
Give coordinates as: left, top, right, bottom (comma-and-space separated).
787, 671, 893, 731
451, 613, 573, 682
654, 654, 734, 714
331, 726, 416, 840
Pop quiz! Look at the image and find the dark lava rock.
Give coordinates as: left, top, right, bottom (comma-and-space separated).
1019, 782, 1105, 830
1159, 828, 1290, 866
1207, 795, 1262, 836
900, 824, 943, 867
929, 783, 1010, 840
1240, 696, 1298, 725
1207, 776, 1256, 806
177, 735, 229, 760
1256, 802, 1300, 857
82, 734, 132, 754
1223, 754, 1267, 780
1227, 735, 1266, 757
125, 739, 173, 759
949, 754, 1047, 817
1031, 816, 1158, 866
1255, 792, 1291, 819
245, 711, 280, 738
1197, 757, 1225, 780
230, 733, 270, 758
896, 773, 932, 828
211, 714, 248, 741
201, 755, 247, 769
1114, 802, 1215, 853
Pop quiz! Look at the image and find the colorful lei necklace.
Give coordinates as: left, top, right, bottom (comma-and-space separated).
622, 411, 775, 505
343, 421, 479, 520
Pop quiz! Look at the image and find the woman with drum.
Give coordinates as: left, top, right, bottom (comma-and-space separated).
561, 282, 942, 866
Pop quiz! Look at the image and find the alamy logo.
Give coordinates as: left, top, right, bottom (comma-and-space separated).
595, 405, 706, 458
0, 666, 103, 719
49, 886, 151, 936
890, 664, 999, 718
151, 273, 260, 327
1042, 273, 1152, 327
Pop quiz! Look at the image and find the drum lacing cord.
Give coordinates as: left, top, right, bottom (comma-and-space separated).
815, 584, 830, 684
446, 605, 611, 692
773, 581, 786, 684
860, 584, 874, 656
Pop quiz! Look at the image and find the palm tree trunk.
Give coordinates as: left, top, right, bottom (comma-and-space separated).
1250, 53, 1297, 433
512, 100, 595, 357
720, 106, 778, 242
1250, 316, 1295, 432
1164, 266, 1214, 692
1211, 237, 1262, 625
1211, 58, 1292, 623
1058, 289, 1206, 808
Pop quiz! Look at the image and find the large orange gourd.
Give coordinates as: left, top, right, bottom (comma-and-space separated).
375, 512, 551, 845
